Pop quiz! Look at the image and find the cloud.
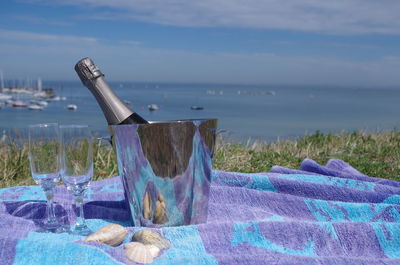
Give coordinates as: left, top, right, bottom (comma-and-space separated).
0, 27, 399, 86
12, 15, 73, 26
34, 0, 400, 35
120, 40, 142, 46
1, 28, 399, 86
0, 29, 98, 44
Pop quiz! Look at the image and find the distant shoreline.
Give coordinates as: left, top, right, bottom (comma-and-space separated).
2, 81, 400, 142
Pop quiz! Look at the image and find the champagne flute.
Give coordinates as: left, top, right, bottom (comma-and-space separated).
60, 125, 93, 235
28, 123, 63, 232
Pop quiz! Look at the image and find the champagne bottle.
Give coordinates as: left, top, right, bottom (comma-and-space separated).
74, 57, 148, 125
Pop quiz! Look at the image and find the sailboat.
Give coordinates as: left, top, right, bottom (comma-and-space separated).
148, 104, 159, 111
28, 104, 43, 110
67, 104, 78, 110
0, 94, 12, 101
12, 100, 28, 108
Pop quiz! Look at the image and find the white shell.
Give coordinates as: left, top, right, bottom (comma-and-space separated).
132, 229, 171, 250
84, 224, 128, 247
124, 242, 160, 264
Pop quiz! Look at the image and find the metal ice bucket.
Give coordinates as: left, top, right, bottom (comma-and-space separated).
110, 119, 217, 227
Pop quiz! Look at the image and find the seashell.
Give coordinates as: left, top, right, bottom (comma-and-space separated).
124, 242, 160, 264
154, 199, 168, 224
132, 229, 171, 250
157, 192, 165, 203
143, 192, 152, 220
84, 224, 128, 247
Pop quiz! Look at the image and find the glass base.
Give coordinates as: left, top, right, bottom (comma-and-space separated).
69, 224, 92, 236
36, 221, 69, 234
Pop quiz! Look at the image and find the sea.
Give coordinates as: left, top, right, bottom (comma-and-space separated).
1, 81, 400, 143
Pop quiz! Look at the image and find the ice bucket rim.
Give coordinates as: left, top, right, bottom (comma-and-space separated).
110, 118, 217, 128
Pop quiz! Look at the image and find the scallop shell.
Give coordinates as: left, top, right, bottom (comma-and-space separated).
132, 229, 171, 250
124, 242, 160, 264
143, 192, 152, 220
157, 192, 165, 203
84, 224, 128, 247
154, 200, 168, 224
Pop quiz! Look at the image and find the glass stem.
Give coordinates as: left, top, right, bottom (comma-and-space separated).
44, 187, 57, 224
74, 192, 86, 228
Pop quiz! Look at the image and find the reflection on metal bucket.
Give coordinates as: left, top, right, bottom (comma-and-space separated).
111, 119, 217, 227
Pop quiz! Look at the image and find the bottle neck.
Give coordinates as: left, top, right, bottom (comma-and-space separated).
88, 77, 133, 125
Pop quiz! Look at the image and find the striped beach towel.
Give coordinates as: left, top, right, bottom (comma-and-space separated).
0, 158, 399, 264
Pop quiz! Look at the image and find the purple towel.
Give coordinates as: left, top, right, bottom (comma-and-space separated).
0, 158, 399, 264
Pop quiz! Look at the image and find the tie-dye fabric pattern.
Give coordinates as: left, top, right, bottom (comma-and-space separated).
0, 159, 399, 264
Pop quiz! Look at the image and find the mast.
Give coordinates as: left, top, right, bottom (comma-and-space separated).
37, 77, 42, 92
0, 70, 4, 92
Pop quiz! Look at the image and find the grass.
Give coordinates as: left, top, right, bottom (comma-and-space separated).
1, 130, 400, 188
0, 141, 119, 188
214, 130, 400, 182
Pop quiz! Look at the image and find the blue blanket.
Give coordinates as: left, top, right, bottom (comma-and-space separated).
0, 159, 399, 264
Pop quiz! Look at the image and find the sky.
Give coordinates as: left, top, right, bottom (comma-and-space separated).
1, 0, 400, 86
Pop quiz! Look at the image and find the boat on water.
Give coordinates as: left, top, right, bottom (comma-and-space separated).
30, 100, 48, 107
12, 101, 27, 108
148, 104, 159, 111
191, 106, 204, 110
28, 104, 43, 110
49, 96, 61, 101
0, 75, 61, 108
0, 93, 12, 101
33, 91, 48, 99
38, 100, 48, 106
67, 104, 78, 110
